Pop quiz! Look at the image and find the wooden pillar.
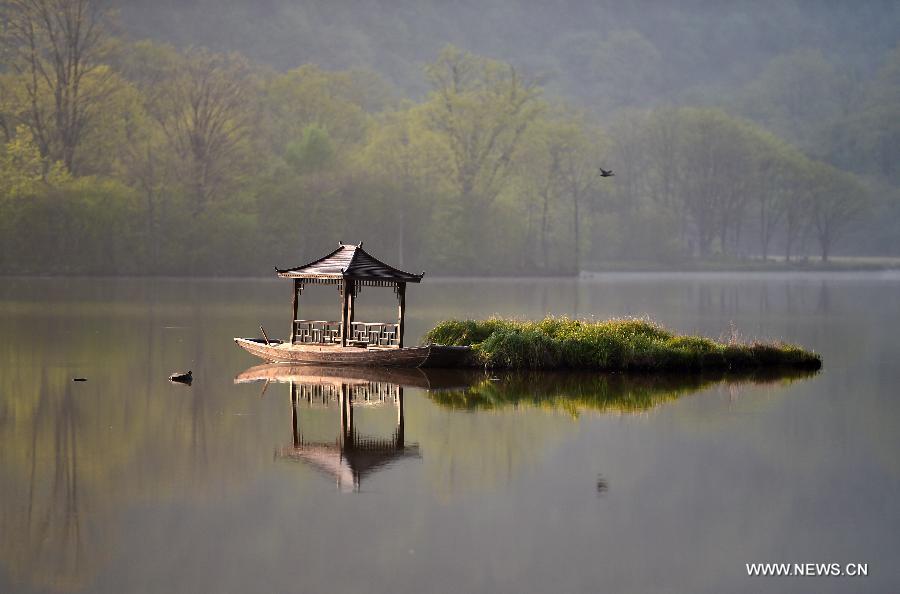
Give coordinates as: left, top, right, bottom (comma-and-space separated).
290, 279, 300, 344
339, 383, 354, 446
290, 382, 299, 447
347, 386, 354, 442
395, 386, 404, 449
339, 383, 347, 447
340, 278, 351, 347
348, 280, 356, 334
397, 282, 406, 348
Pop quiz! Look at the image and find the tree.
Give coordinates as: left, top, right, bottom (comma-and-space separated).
359, 104, 450, 267
516, 118, 566, 269
264, 64, 375, 155
782, 163, 813, 262
422, 45, 544, 264
117, 115, 171, 271
809, 163, 868, 261
286, 125, 336, 174
0, 125, 68, 268
857, 46, 900, 185
739, 48, 849, 152
547, 111, 607, 272
1, 0, 118, 174
0, 124, 67, 197
149, 48, 257, 216
756, 141, 813, 261
664, 108, 755, 257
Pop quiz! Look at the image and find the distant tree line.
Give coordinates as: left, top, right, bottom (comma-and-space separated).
0, 0, 896, 275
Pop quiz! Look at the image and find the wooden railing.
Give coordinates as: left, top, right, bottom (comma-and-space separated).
292, 320, 341, 344
292, 320, 400, 347
349, 322, 400, 347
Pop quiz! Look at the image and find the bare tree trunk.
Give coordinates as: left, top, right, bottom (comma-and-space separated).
3, 0, 114, 174
397, 200, 405, 268
572, 185, 581, 273
153, 48, 254, 219
818, 218, 832, 262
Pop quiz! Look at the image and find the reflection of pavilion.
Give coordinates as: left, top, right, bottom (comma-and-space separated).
278, 374, 420, 492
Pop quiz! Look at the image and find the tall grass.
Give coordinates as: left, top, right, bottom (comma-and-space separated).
424, 316, 822, 371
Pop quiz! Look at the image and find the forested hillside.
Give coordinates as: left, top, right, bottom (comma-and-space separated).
1, 0, 898, 275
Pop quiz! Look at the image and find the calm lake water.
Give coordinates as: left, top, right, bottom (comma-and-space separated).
1, 273, 899, 594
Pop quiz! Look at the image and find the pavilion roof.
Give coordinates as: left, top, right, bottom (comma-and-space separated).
275, 243, 423, 282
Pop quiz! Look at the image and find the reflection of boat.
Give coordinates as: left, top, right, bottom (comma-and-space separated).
234, 243, 472, 367
234, 363, 483, 391
238, 364, 434, 492
280, 379, 418, 492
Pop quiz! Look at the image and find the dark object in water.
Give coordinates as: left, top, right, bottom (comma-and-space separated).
600, 167, 614, 177
73, 377, 87, 382
169, 370, 193, 384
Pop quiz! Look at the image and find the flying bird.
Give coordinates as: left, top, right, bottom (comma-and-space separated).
600, 167, 615, 178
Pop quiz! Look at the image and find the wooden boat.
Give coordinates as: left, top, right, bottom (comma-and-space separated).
233, 338, 472, 368
234, 242, 473, 368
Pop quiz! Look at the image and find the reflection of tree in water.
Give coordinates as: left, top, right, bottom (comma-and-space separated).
420, 368, 817, 496
0, 373, 109, 592
816, 281, 831, 314
189, 382, 210, 469
419, 400, 573, 496
190, 304, 209, 469
428, 369, 818, 415
0, 315, 254, 592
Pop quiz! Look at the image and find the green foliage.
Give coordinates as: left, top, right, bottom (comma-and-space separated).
263, 64, 379, 158
0, 0, 896, 276
599, 105, 879, 263
419, 45, 546, 269
1, 176, 138, 274
0, 126, 68, 198
286, 125, 336, 173
424, 317, 822, 371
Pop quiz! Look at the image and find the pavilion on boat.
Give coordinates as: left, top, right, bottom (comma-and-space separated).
275, 243, 423, 349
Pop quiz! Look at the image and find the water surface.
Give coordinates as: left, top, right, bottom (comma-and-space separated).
1, 273, 898, 593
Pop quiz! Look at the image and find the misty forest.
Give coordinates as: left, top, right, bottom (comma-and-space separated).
1, 0, 898, 276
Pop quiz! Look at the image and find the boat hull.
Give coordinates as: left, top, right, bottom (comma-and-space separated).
233, 338, 472, 368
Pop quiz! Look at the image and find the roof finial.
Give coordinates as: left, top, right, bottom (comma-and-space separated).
357, 241, 363, 248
